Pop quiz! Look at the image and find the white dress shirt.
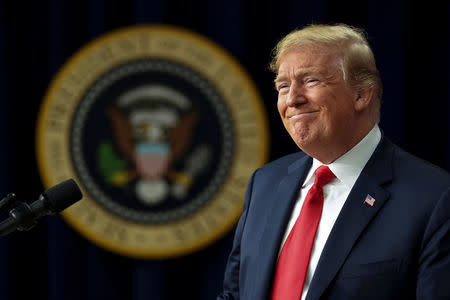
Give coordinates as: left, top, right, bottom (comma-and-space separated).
278, 124, 381, 300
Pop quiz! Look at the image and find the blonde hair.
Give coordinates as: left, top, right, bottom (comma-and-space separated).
270, 24, 382, 109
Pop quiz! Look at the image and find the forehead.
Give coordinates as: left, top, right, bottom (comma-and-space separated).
276, 47, 339, 78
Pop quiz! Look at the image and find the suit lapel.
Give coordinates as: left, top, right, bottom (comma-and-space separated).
256, 154, 312, 299
306, 137, 394, 300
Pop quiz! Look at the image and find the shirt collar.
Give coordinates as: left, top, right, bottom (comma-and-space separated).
303, 124, 382, 188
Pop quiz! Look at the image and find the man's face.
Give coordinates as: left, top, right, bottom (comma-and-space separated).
276, 48, 360, 162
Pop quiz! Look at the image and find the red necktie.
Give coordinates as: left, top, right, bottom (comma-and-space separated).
271, 166, 335, 300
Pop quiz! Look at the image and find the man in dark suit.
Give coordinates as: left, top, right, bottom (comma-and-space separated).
218, 24, 450, 300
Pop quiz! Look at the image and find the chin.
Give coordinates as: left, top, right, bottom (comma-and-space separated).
291, 135, 313, 152
289, 124, 311, 143
294, 139, 311, 152
291, 131, 324, 155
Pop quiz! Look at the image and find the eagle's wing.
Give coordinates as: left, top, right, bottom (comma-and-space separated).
170, 111, 198, 163
107, 107, 135, 160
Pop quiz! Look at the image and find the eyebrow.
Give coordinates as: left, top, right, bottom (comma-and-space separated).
274, 67, 320, 84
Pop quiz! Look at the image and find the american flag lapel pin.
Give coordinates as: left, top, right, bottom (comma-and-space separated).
364, 194, 375, 207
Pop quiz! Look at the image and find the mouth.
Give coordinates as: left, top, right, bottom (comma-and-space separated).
288, 111, 319, 119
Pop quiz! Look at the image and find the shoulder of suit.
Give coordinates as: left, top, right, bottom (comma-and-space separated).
390, 141, 450, 188
258, 151, 308, 173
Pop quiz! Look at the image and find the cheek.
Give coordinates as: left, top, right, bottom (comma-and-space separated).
277, 98, 285, 117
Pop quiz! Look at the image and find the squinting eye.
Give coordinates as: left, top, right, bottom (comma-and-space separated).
277, 84, 289, 92
305, 78, 319, 86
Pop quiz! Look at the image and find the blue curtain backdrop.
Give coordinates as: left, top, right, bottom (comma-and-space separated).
0, 0, 449, 299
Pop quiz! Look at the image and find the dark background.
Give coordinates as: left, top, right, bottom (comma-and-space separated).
0, 0, 449, 299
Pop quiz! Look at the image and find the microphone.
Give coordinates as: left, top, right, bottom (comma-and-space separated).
0, 179, 83, 237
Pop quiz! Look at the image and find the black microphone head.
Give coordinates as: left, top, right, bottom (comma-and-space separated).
42, 179, 83, 213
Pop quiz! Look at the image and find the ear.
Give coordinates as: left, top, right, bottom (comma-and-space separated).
354, 87, 374, 112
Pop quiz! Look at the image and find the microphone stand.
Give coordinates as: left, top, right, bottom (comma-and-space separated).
0, 193, 38, 236
0, 179, 82, 237
0, 193, 18, 214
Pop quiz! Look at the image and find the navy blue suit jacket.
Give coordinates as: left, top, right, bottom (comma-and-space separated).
218, 137, 450, 299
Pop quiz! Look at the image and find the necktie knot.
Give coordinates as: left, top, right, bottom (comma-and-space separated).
314, 166, 335, 189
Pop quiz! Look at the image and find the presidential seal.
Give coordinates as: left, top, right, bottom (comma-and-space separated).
36, 25, 269, 258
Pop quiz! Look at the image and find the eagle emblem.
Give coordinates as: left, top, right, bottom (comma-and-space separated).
97, 84, 211, 206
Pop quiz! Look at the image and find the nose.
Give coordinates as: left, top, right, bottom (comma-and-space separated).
286, 83, 306, 107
